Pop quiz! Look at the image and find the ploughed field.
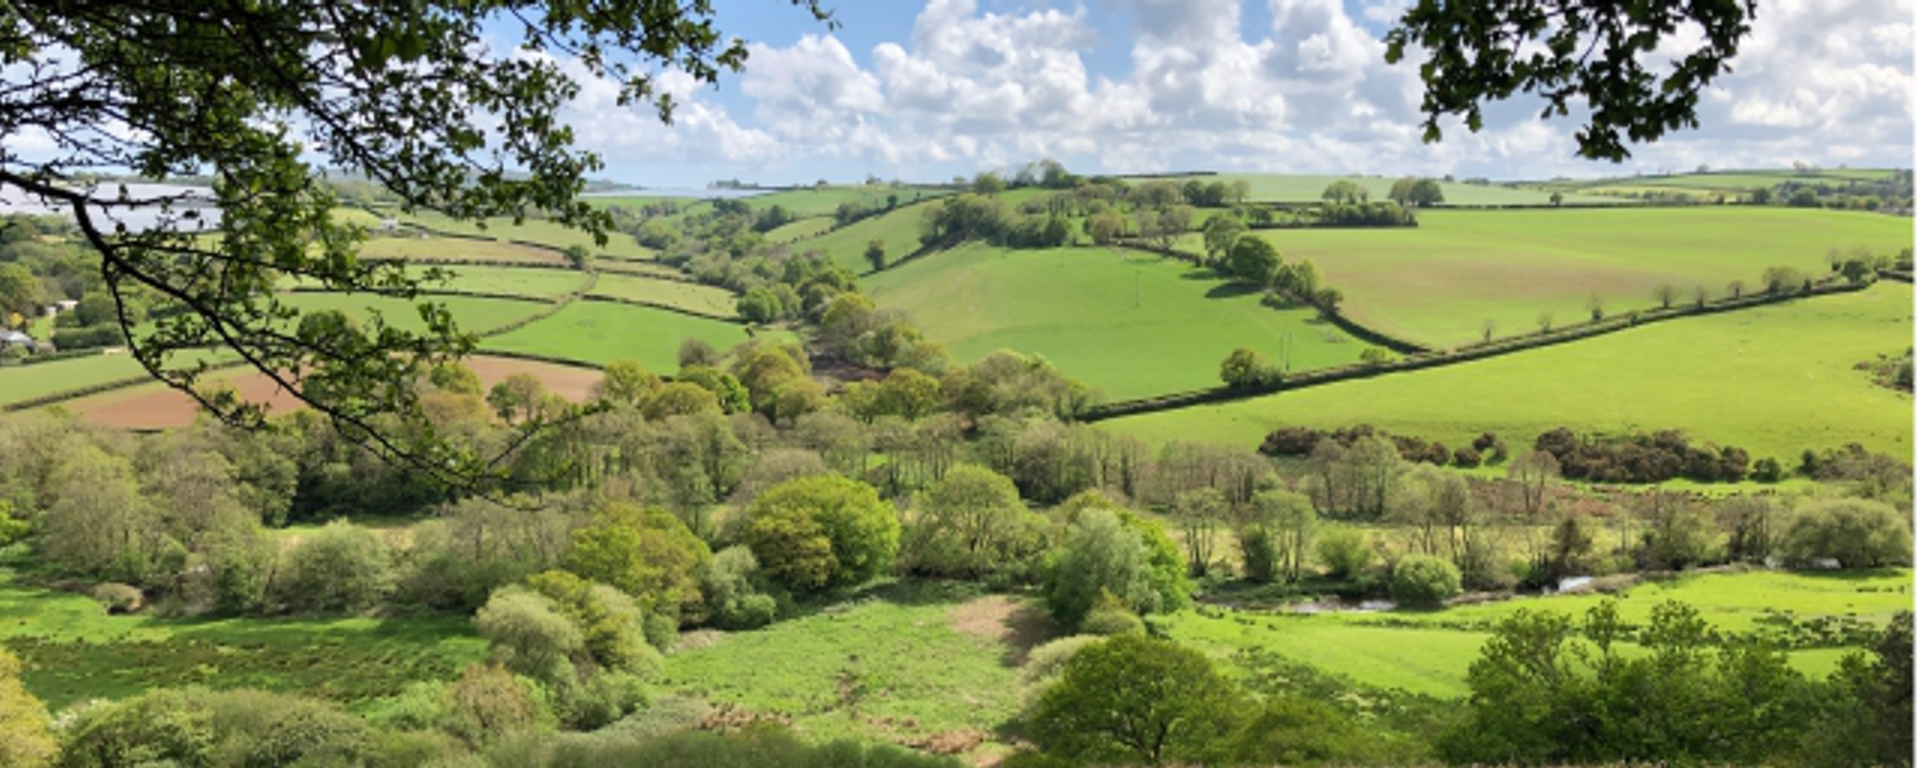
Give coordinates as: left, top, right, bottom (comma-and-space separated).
1101, 282, 1914, 462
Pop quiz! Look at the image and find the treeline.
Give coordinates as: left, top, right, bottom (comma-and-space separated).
0, 215, 148, 356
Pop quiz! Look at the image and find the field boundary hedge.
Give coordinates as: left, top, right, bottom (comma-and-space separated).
1, 357, 254, 413
577, 293, 741, 323
1080, 280, 1873, 421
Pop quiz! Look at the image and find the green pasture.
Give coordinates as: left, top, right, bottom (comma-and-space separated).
1151, 174, 1626, 206
0, 564, 484, 713
281, 293, 552, 336
598, 258, 691, 280
1172, 569, 1909, 698
357, 235, 570, 264
866, 244, 1366, 401
1200, 206, 1914, 348
765, 216, 835, 243
481, 301, 760, 370
398, 210, 657, 259
1603, 169, 1899, 191
587, 273, 739, 317
1102, 282, 1913, 461
794, 197, 943, 273
663, 581, 1032, 752
412, 264, 588, 298
0, 354, 152, 406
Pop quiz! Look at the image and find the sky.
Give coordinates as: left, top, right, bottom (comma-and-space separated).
504, 0, 1917, 189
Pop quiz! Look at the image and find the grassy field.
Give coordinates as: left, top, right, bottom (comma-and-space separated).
1192, 207, 1914, 348
481, 301, 761, 369
598, 259, 691, 280
398, 210, 657, 259
409, 265, 589, 298
281, 292, 553, 336
765, 217, 836, 243
587, 273, 738, 317
663, 581, 1038, 758
1151, 174, 1626, 206
0, 354, 151, 406
866, 244, 1366, 401
1103, 282, 1913, 461
0, 559, 484, 713
357, 235, 570, 264
1171, 569, 1910, 698
793, 199, 942, 274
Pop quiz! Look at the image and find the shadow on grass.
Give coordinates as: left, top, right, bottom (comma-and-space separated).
1785, 567, 1912, 584
1204, 282, 1262, 300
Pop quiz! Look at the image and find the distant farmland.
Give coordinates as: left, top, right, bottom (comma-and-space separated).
1101, 282, 1914, 462
1196, 206, 1914, 348
866, 243, 1364, 400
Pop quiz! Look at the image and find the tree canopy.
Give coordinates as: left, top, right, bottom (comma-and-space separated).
0, 0, 829, 484
1384, 0, 1757, 161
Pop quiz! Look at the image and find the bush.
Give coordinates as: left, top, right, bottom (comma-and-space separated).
89, 582, 143, 614
272, 521, 393, 612
1081, 605, 1146, 637
1388, 555, 1462, 608
1314, 528, 1375, 580
474, 586, 585, 686
1019, 635, 1103, 688
696, 546, 777, 630
55, 689, 215, 768
1237, 525, 1278, 583
240, 698, 373, 768
1043, 510, 1152, 628
1779, 499, 1913, 569
744, 475, 900, 593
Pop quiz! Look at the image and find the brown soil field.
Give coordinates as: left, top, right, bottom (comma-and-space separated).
64, 354, 604, 429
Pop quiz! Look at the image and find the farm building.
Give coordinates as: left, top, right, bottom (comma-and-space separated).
0, 329, 36, 351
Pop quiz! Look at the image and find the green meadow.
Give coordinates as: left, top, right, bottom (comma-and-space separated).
481, 301, 761, 369
587, 273, 740, 317
764, 216, 835, 242
866, 244, 1365, 401
1170, 569, 1908, 698
662, 581, 1031, 755
1102, 282, 1913, 461
793, 198, 943, 273
397, 210, 658, 259
0, 354, 160, 406
357, 235, 570, 264
409, 265, 589, 298
1197, 206, 1914, 348
0, 560, 484, 713
281, 292, 553, 336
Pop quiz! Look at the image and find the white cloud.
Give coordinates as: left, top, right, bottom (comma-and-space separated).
547, 0, 1913, 182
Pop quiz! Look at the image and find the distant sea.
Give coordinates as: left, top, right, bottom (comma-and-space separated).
0, 182, 221, 232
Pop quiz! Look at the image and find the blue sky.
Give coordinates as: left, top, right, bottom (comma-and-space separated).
505, 0, 1914, 189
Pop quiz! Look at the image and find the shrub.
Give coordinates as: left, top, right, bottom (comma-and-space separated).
1019, 635, 1103, 688
744, 475, 900, 593
1779, 499, 1913, 569
273, 521, 393, 612
1025, 634, 1246, 766
1237, 525, 1279, 583
1043, 510, 1153, 628
445, 663, 550, 747
0, 648, 55, 768
1081, 605, 1147, 637
240, 698, 373, 768
474, 586, 585, 686
89, 583, 143, 614
695, 546, 777, 630
55, 689, 215, 768
1314, 528, 1375, 580
1388, 555, 1462, 608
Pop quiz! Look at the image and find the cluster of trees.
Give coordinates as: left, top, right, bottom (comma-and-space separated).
1259, 424, 1507, 470
1442, 601, 1914, 767
1765, 170, 1914, 212
0, 215, 149, 354
729, 251, 862, 324
1533, 426, 1763, 484
917, 193, 1073, 250
833, 193, 905, 227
